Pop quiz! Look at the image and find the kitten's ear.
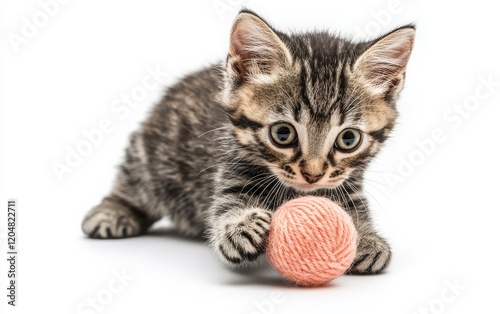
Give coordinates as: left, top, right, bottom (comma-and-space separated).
354, 26, 415, 98
227, 11, 292, 84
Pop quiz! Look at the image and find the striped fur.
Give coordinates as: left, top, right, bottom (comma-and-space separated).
82, 10, 415, 274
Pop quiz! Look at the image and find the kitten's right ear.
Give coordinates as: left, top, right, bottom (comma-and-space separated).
227, 11, 292, 84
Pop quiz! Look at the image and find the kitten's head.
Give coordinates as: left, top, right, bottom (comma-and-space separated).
222, 10, 415, 192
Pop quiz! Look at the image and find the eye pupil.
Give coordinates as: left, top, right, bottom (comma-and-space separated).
342, 131, 355, 146
277, 126, 290, 142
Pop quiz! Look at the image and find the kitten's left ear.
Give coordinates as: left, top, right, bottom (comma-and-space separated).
353, 26, 415, 98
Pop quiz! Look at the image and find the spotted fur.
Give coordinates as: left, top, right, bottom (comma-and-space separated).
82, 10, 415, 274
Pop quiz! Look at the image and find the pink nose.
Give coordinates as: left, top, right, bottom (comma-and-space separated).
301, 170, 324, 184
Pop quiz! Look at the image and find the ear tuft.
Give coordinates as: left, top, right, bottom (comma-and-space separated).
354, 26, 415, 97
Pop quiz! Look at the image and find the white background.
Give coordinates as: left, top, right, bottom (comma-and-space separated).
1, 0, 499, 313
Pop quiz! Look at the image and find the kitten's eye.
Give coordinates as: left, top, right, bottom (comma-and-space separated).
335, 128, 362, 152
269, 122, 297, 147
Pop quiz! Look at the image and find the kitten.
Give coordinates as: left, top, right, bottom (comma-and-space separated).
82, 10, 415, 274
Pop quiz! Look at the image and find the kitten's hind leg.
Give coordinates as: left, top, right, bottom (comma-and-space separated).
82, 196, 153, 239
83, 131, 160, 239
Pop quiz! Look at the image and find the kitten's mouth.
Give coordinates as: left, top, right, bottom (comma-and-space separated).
286, 181, 342, 192
293, 183, 326, 192
278, 175, 347, 192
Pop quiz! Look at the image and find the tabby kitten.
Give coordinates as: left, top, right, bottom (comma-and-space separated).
82, 10, 415, 274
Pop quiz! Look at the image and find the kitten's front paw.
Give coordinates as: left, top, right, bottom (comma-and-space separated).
348, 233, 391, 274
213, 209, 272, 265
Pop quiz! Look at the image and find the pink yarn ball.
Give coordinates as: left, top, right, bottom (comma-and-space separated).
267, 196, 357, 286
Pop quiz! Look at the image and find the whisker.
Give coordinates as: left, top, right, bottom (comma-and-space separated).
197, 125, 229, 138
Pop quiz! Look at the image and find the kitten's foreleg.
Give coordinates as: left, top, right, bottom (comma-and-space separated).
207, 196, 272, 266
346, 205, 392, 274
